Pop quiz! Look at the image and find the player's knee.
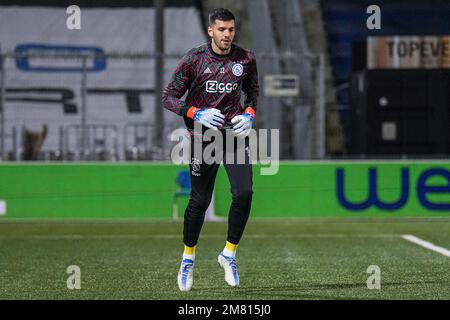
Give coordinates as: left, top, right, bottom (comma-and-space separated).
232, 188, 253, 203
189, 198, 211, 213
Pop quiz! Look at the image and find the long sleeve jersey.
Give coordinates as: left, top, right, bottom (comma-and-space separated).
162, 42, 259, 129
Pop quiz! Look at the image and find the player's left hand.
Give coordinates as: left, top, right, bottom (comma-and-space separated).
231, 113, 254, 138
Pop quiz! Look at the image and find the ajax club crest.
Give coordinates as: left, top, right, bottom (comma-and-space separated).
232, 63, 243, 77
191, 158, 201, 176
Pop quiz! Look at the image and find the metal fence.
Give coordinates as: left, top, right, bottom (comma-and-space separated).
0, 50, 325, 161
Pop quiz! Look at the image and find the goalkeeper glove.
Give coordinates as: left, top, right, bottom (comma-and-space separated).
186, 107, 225, 130
231, 107, 256, 138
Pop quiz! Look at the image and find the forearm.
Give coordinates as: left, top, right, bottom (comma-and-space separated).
243, 87, 258, 116
243, 52, 259, 116
162, 87, 191, 117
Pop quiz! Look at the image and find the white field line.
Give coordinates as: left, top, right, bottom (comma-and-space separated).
0, 234, 398, 240
402, 234, 450, 258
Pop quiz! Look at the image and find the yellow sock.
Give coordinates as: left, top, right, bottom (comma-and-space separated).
223, 241, 238, 257
184, 245, 196, 256
225, 241, 238, 252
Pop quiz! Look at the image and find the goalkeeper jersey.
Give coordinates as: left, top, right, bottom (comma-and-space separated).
162, 42, 259, 129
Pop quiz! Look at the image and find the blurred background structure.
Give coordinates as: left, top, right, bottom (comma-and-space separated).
0, 0, 333, 162
1, 2, 449, 301
0, 0, 450, 161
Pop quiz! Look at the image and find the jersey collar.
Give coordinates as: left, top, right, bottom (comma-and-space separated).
208, 41, 233, 59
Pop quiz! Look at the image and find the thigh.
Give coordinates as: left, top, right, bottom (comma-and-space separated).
223, 162, 253, 195
223, 136, 253, 193
189, 139, 220, 196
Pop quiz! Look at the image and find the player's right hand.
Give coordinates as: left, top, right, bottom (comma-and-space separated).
189, 108, 225, 130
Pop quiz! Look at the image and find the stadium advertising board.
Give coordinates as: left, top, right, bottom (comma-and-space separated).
367, 36, 450, 69
0, 161, 448, 220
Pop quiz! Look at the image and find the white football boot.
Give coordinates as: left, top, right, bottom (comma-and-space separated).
177, 258, 194, 291
218, 253, 239, 287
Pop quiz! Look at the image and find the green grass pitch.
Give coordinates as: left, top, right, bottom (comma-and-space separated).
0, 219, 449, 299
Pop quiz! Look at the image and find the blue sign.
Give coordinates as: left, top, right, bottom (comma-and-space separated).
15, 43, 107, 72
337, 167, 450, 211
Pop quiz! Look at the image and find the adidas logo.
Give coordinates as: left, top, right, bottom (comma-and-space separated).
204, 67, 212, 74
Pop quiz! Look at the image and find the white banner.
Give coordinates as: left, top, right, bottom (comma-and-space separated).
367, 36, 450, 69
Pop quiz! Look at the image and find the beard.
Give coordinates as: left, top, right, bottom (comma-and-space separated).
213, 38, 231, 51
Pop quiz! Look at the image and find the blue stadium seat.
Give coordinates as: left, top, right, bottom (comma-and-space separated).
176, 170, 191, 196
172, 169, 191, 220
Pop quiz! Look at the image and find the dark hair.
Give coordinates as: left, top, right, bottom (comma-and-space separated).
208, 8, 235, 25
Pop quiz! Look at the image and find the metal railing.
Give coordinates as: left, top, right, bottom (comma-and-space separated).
0, 50, 327, 161
64, 124, 119, 161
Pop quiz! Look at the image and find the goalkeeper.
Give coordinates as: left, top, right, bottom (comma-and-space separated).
162, 8, 259, 291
